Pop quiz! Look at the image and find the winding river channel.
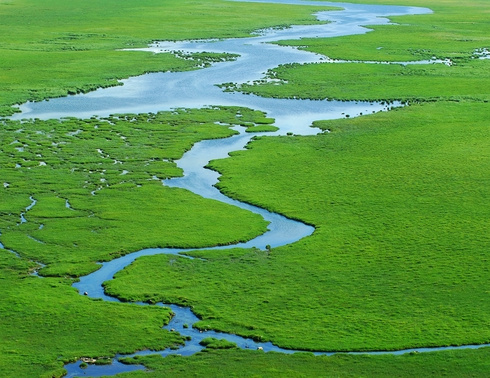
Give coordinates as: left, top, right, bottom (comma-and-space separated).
9, 0, 490, 376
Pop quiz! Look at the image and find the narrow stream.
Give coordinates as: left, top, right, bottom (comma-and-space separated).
7, 0, 489, 376
19, 196, 36, 225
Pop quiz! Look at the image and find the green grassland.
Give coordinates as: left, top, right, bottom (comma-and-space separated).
0, 0, 329, 116
1, 0, 489, 376
118, 347, 490, 377
236, 59, 489, 102
0, 250, 186, 377
104, 0, 489, 374
0, 107, 271, 277
0, 106, 281, 377
281, 0, 489, 62
106, 102, 490, 352
237, 0, 489, 103
0, 0, 335, 375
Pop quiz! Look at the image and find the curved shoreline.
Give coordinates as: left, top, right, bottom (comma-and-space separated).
73, 126, 315, 301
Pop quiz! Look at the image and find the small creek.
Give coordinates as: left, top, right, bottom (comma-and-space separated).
6, 0, 490, 376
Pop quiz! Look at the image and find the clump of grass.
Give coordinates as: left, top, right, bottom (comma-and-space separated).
199, 338, 237, 349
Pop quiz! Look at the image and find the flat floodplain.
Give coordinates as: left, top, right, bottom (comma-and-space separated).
120, 347, 490, 377
109, 101, 490, 352
1, 109, 271, 277
0, 0, 328, 116
0, 0, 489, 377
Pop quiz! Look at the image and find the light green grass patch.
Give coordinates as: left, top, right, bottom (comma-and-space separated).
107, 102, 490, 351
0, 0, 333, 115
238, 0, 489, 103
118, 347, 490, 377
0, 251, 184, 378
280, 0, 489, 62
238, 59, 489, 102
0, 107, 273, 276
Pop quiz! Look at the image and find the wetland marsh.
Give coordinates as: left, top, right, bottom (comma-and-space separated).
0, 0, 489, 376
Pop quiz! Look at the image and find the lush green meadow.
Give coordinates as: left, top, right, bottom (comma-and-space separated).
0, 0, 328, 116
0, 1, 331, 375
237, 59, 489, 102
1, 0, 489, 376
237, 2, 489, 102
107, 101, 490, 352
107, 0, 489, 374
237, 0, 489, 102
281, 0, 489, 62
0, 250, 186, 377
0, 106, 276, 377
119, 347, 490, 377
0, 107, 271, 277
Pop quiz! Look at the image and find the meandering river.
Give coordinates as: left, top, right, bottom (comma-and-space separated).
13, 0, 431, 123
10, 0, 490, 376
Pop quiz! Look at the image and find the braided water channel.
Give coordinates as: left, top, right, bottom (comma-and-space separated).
9, 0, 490, 376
